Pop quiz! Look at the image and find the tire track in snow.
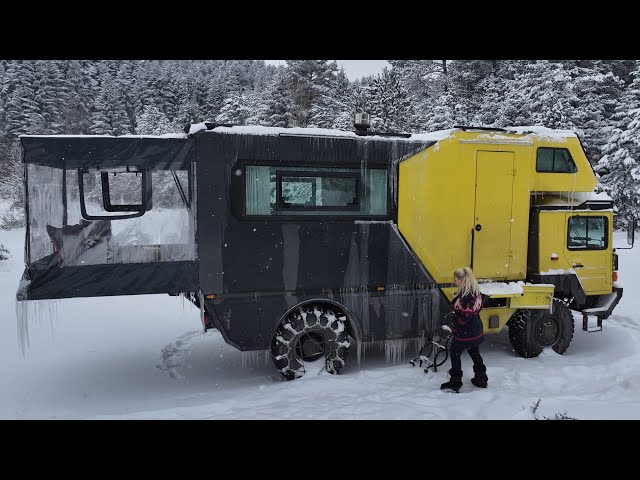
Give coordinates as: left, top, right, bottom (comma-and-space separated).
497, 314, 640, 403
156, 330, 204, 380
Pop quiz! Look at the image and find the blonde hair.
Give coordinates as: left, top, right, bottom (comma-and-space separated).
454, 267, 480, 297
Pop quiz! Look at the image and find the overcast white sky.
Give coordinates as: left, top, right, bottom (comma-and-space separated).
264, 60, 391, 81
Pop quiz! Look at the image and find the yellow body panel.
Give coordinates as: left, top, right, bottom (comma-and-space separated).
398, 135, 474, 283
441, 284, 554, 333
398, 130, 603, 285
399, 131, 534, 283
538, 210, 613, 295
481, 308, 516, 334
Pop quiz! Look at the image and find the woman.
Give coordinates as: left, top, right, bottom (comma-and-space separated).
440, 267, 488, 393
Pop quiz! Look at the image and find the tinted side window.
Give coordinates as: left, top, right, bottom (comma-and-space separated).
278, 172, 359, 211
537, 148, 577, 173
245, 165, 387, 217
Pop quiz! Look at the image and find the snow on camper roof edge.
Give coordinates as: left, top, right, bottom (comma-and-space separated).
19, 133, 188, 139
191, 122, 457, 142
193, 124, 578, 142
19, 124, 577, 143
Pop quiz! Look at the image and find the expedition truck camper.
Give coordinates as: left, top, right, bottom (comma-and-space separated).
16, 124, 635, 380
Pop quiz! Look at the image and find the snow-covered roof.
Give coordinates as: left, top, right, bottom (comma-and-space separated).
196, 123, 579, 143
505, 126, 578, 139
20, 133, 187, 139
19, 125, 579, 144
197, 123, 455, 142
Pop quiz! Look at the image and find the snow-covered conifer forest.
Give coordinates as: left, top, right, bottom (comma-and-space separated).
1, 59, 638, 241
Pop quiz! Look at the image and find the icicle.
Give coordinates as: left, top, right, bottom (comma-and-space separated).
358, 338, 422, 364
15, 299, 60, 357
390, 141, 398, 208
383, 338, 421, 364
197, 290, 206, 334
16, 301, 29, 356
241, 350, 270, 370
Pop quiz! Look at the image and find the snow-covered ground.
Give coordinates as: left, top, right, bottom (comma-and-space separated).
1, 228, 639, 419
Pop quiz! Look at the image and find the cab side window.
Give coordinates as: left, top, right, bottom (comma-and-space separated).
567, 216, 608, 250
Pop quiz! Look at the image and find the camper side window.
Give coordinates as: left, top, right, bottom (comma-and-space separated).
277, 171, 359, 211
567, 216, 608, 250
536, 148, 578, 173
244, 165, 388, 217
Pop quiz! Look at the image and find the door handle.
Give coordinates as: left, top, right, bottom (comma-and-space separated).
572, 263, 583, 268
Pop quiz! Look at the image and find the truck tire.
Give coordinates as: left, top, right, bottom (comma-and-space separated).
508, 298, 575, 358
270, 304, 350, 381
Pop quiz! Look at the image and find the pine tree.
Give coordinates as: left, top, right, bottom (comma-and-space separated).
60, 60, 99, 134
0, 141, 25, 228
116, 60, 142, 134
423, 90, 456, 131
570, 61, 624, 164
389, 60, 445, 131
285, 60, 338, 127
4, 61, 41, 137
474, 61, 509, 126
309, 68, 354, 129
389, 60, 437, 99
135, 105, 178, 135
90, 71, 131, 136
261, 72, 296, 127
215, 88, 252, 125
447, 60, 495, 126
596, 61, 640, 226
368, 67, 414, 132
496, 61, 577, 129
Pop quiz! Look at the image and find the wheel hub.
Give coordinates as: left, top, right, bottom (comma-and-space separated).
536, 317, 560, 347
295, 332, 326, 361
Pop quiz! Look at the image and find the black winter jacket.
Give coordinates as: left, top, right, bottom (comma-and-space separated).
450, 292, 484, 346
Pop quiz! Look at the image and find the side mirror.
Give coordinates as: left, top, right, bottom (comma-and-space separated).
628, 219, 636, 246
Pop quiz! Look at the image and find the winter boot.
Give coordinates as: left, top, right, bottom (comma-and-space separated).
440, 369, 463, 393
471, 364, 488, 388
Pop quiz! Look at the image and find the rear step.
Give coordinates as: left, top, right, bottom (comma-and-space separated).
581, 287, 623, 332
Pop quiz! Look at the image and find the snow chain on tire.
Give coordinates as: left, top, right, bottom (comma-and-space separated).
270, 304, 350, 381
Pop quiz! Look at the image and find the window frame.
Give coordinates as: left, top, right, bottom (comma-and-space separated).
566, 215, 609, 251
536, 147, 578, 173
233, 160, 392, 221
78, 168, 152, 221
276, 170, 361, 212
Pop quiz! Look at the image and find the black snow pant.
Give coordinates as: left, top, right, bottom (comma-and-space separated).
449, 342, 485, 378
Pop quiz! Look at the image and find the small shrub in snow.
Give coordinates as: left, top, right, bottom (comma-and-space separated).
0, 207, 24, 229
529, 398, 577, 420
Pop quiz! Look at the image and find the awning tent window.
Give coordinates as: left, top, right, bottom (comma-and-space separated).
79, 168, 152, 220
